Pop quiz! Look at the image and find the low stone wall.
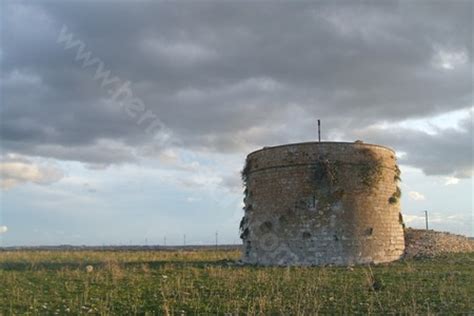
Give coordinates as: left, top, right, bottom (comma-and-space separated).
404, 228, 474, 258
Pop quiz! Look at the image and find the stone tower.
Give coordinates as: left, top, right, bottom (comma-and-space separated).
240, 141, 405, 266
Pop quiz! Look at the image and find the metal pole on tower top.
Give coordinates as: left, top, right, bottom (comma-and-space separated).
318, 119, 321, 142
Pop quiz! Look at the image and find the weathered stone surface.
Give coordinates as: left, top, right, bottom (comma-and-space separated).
240, 141, 405, 266
404, 228, 474, 258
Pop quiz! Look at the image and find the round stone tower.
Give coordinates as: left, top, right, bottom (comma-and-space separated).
240, 141, 405, 266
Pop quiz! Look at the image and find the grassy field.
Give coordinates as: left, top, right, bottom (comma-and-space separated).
0, 250, 473, 315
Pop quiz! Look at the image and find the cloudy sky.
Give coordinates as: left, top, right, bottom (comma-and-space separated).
0, 0, 472, 246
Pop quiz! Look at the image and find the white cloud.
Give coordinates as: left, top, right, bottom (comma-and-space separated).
0, 226, 8, 234
221, 172, 243, 193
408, 191, 426, 201
158, 149, 179, 165
403, 214, 425, 224
178, 174, 222, 188
444, 177, 460, 185
4, 69, 42, 86
352, 110, 473, 178
432, 48, 468, 70
156, 149, 200, 172
0, 154, 64, 189
403, 212, 472, 236
142, 38, 217, 64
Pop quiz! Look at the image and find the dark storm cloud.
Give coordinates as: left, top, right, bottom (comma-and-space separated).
353, 112, 473, 178
1, 1, 472, 174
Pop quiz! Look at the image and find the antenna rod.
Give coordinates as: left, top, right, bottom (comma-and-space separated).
318, 119, 321, 142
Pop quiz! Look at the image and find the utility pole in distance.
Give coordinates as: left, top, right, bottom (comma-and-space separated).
215, 231, 218, 251
424, 210, 429, 230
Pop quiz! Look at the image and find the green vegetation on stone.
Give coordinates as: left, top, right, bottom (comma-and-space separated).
389, 186, 402, 204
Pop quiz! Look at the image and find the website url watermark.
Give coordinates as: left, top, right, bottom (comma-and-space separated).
57, 25, 165, 136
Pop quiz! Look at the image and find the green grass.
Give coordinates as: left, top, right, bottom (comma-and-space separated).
1, 250, 473, 315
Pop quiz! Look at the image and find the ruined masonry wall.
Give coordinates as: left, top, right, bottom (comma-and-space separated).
404, 228, 474, 258
240, 142, 405, 266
